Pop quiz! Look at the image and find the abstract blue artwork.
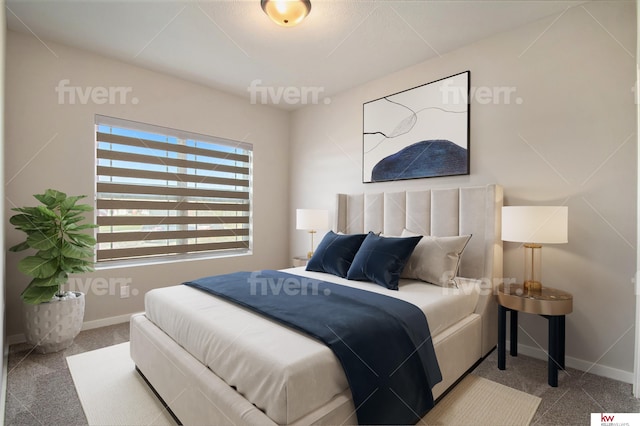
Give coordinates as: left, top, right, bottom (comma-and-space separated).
363, 71, 470, 183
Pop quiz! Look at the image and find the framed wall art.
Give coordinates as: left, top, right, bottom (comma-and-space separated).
362, 71, 470, 183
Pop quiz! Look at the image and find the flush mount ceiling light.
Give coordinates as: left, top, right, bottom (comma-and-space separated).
261, 0, 311, 27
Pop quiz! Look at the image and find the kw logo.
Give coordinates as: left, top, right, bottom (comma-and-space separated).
601, 413, 615, 422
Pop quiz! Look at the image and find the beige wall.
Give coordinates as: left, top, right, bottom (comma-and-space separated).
0, 0, 6, 412
635, 0, 640, 396
290, 3, 637, 377
5, 31, 291, 337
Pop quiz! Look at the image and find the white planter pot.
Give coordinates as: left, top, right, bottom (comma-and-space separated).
22, 291, 85, 354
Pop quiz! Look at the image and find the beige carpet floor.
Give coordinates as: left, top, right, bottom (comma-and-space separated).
67, 342, 540, 426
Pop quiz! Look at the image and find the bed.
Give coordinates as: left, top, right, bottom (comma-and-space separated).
130, 184, 503, 425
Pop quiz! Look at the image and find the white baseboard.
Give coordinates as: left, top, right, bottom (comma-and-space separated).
1, 340, 8, 425
81, 312, 141, 332
7, 312, 140, 346
507, 340, 634, 384
7, 333, 24, 346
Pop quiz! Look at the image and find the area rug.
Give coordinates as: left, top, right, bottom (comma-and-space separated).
423, 374, 541, 425
66, 342, 176, 425
68, 342, 540, 426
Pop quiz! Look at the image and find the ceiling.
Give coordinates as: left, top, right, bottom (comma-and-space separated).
6, 0, 585, 110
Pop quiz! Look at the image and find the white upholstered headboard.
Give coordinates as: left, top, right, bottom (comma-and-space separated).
334, 184, 503, 355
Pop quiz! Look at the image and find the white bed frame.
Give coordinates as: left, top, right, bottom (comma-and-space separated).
130, 184, 503, 425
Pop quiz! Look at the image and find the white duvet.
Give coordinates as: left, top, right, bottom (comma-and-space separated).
144, 267, 480, 424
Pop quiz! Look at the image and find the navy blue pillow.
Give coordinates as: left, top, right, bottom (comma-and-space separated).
306, 231, 368, 278
346, 232, 423, 290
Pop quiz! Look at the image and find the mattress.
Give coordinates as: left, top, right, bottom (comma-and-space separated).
144, 267, 480, 424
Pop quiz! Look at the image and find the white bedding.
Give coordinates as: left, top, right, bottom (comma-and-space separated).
144, 267, 480, 425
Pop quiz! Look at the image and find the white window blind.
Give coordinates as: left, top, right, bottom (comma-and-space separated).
95, 115, 252, 264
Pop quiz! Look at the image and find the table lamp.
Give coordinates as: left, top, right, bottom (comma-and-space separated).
296, 209, 329, 259
502, 206, 568, 292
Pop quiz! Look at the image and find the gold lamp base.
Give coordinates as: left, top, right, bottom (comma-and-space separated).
523, 243, 543, 294
524, 280, 542, 294
307, 230, 317, 259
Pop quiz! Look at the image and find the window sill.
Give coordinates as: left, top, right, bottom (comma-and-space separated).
94, 249, 253, 271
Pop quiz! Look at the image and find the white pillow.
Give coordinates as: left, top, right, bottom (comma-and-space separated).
400, 229, 472, 287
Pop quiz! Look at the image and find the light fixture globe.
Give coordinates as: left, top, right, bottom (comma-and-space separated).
261, 0, 311, 27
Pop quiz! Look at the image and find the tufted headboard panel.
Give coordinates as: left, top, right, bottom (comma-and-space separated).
334, 184, 503, 355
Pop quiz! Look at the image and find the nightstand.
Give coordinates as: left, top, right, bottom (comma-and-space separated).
497, 283, 573, 387
292, 256, 309, 267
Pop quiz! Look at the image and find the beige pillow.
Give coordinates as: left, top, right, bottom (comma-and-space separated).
400, 229, 472, 287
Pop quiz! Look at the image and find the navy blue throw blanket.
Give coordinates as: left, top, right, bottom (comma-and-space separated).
184, 270, 442, 425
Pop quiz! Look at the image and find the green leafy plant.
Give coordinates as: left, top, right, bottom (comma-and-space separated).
9, 189, 97, 304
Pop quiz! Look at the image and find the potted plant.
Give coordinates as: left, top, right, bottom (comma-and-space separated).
9, 189, 97, 353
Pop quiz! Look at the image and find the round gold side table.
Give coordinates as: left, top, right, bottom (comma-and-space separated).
497, 283, 573, 387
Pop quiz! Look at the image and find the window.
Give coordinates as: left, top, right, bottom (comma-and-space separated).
95, 115, 252, 265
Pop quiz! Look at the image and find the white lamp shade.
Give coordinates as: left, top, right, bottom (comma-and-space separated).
502, 206, 568, 244
296, 209, 329, 231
